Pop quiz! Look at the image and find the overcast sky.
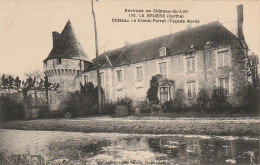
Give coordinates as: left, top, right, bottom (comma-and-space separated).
0, 0, 259, 78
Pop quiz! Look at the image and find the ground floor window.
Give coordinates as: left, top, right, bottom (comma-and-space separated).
159, 86, 169, 103
187, 81, 196, 99
218, 77, 229, 94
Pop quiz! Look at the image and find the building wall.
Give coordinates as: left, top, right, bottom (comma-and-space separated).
82, 44, 247, 107
44, 58, 82, 111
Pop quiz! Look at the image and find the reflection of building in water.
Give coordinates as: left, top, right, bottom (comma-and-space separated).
185, 138, 201, 156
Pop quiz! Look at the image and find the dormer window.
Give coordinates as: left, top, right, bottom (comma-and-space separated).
159, 47, 167, 57
56, 58, 61, 65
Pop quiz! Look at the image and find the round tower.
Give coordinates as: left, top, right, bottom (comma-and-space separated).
43, 20, 91, 111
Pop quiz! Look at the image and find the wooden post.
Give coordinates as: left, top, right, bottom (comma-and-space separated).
91, 0, 102, 114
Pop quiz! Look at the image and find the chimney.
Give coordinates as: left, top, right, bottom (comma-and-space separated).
52, 31, 60, 47
237, 5, 245, 41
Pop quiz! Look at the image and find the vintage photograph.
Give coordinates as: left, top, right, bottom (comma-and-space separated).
0, 0, 259, 164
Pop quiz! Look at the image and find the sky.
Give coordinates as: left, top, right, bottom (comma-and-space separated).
0, 0, 259, 78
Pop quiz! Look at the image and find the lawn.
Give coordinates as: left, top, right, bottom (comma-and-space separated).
2, 114, 260, 137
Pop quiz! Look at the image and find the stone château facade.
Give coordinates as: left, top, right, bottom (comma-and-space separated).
44, 5, 248, 111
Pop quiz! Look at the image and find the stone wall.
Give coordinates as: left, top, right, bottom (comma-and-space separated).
82, 44, 247, 107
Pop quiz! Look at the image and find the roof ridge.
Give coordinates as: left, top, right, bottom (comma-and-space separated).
99, 21, 220, 58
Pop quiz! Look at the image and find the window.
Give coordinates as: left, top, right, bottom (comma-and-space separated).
56, 58, 61, 65
136, 66, 143, 80
117, 89, 124, 98
160, 87, 169, 103
218, 51, 229, 68
159, 62, 166, 77
116, 70, 122, 83
136, 87, 144, 101
159, 47, 167, 57
187, 81, 196, 99
100, 72, 105, 84
187, 56, 195, 73
205, 50, 213, 69
84, 75, 88, 84
219, 78, 229, 94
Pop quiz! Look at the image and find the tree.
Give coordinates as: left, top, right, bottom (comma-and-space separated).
146, 75, 160, 103
247, 53, 259, 89
0, 74, 59, 119
61, 82, 104, 117
196, 88, 210, 112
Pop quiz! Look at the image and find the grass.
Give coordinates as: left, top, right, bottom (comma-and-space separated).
1, 114, 260, 137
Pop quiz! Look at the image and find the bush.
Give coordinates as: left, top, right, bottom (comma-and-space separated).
196, 88, 210, 112
116, 106, 129, 116
210, 87, 230, 111
135, 101, 150, 114
242, 84, 259, 113
163, 101, 174, 112
146, 75, 160, 104
0, 95, 25, 121
151, 104, 163, 114
116, 97, 133, 114
172, 89, 186, 111
102, 102, 117, 115
60, 82, 103, 117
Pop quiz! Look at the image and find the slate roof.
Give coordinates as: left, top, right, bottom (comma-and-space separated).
44, 20, 89, 62
85, 21, 242, 72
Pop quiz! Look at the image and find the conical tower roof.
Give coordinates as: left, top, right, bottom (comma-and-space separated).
44, 20, 89, 62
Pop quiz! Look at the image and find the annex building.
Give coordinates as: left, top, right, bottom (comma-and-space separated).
44, 5, 248, 111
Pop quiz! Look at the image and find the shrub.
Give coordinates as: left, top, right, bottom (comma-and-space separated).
116, 106, 129, 116
163, 100, 174, 112
151, 104, 163, 114
238, 83, 259, 113
116, 97, 133, 114
196, 88, 210, 112
172, 89, 186, 111
135, 101, 150, 114
146, 75, 160, 104
0, 95, 25, 121
102, 102, 117, 115
210, 86, 230, 111
60, 82, 103, 117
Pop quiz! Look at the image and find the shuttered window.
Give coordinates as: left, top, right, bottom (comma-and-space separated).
187, 57, 195, 73
187, 81, 196, 99
218, 51, 229, 68
219, 78, 229, 94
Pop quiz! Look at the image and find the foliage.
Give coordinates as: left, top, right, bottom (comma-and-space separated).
116, 97, 133, 113
151, 104, 163, 114
247, 53, 259, 89
0, 74, 59, 119
102, 102, 117, 115
0, 95, 25, 121
146, 75, 160, 103
60, 82, 104, 117
238, 83, 259, 113
196, 88, 210, 112
172, 89, 186, 111
163, 101, 174, 112
210, 87, 230, 111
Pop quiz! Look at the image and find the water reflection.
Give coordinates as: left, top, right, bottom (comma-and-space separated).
0, 129, 259, 164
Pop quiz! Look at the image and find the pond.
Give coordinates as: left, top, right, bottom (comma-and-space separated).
0, 129, 259, 164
